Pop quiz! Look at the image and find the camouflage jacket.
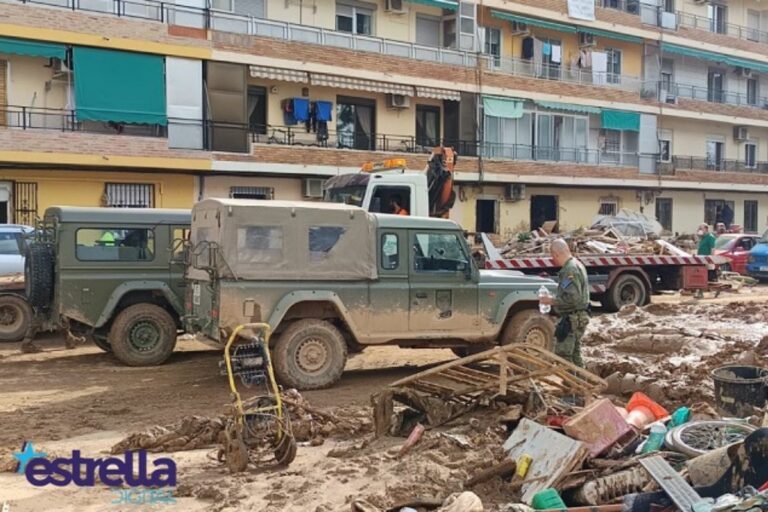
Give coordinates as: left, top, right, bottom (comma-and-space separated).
554, 257, 590, 315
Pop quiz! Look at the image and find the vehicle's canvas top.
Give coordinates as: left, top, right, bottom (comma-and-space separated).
190, 198, 377, 281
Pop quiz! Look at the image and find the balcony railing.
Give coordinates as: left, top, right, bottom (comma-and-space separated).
676, 11, 768, 45
493, 56, 647, 94
672, 156, 768, 173
662, 82, 768, 110
482, 142, 639, 167
1, 105, 168, 136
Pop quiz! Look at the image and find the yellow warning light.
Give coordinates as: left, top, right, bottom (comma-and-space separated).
360, 158, 407, 172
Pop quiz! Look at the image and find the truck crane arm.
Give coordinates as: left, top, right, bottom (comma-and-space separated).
425, 146, 457, 219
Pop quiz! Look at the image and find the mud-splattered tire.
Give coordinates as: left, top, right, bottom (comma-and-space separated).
603, 273, 647, 312
500, 309, 555, 352
109, 304, 177, 366
0, 294, 32, 342
88, 332, 112, 353
24, 243, 54, 311
273, 319, 348, 390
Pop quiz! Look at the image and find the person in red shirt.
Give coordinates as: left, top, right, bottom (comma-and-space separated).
389, 196, 409, 216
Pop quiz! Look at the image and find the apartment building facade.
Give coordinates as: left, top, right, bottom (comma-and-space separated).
0, 0, 766, 236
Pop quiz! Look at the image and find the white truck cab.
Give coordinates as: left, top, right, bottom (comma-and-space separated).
323, 159, 431, 217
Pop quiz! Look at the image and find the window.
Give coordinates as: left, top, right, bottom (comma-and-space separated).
230, 186, 274, 200
659, 139, 671, 163
337, 96, 375, 150
605, 48, 622, 84
0, 232, 22, 255
747, 79, 758, 106
247, 86, 267, 135
237, 226, 283, 263
745, 143, 757, 169
336, 3, 373, 35
663, 0, 674, 14
370, 185, 411, 214
660, 59, 674, 92
459, 2, 476, 51
211, 0, 232, 11
381, 233, 399, 270
747, 9, 761, 42
416, 15, 440, 47
598, 200, 618, 216
483, 27, 501, 67
413, 232, 469, 273
655, 198, 673, 232
539, 38, 561, 80
707, 140, 725, 170
704, 199, 735, 227
172, 227, 190, 261
105, 183, 154, 208
76, 228, 155, 261
309, 226, 346, 262
708, 4, 727, 34
416, 105, 440, 148
708, 69, 725, 103
745, 200, 758, 233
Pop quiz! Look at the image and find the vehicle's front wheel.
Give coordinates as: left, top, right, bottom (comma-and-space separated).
109, 304, 177, 366
273, 319, 348, 390
500, 309, 555, 352
0, 295, 32, 342
88, 332, 112, 353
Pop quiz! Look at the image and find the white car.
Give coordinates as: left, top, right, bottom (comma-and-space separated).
0, 225, 33, 276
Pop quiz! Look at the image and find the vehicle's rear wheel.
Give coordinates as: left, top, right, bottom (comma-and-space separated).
109, 304, 177, 366
0, 295, 32, 342
24, 243, 54, 311
500, 309, 555, 352
603, 273, 647, 312
273, 319, 348, 390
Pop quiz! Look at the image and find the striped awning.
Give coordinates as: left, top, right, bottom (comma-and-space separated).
249, 65, 308, 83
415, 86, 461, 101
310, 73, 414, 95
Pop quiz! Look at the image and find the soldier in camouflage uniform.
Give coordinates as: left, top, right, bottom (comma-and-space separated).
540, 239, 590, 367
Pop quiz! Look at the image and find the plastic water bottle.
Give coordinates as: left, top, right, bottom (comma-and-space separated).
642, 423, 667, 453
538, 285, 551, 314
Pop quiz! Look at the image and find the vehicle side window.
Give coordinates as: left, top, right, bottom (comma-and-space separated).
309, 226, 347, 262
371, 186, 411, 215
76, 228, 155, 261
413, 232, 468, 272
172, 228, 190, 261
237, 226, 283, 263
0, 232, 21, 255
381, 233, 399, 270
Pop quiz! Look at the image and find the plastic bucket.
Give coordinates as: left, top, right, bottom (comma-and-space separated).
711, 365, 768, 417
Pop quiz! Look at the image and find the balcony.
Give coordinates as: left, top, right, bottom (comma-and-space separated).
676, 11, 768, 46
661, 83, 768, 110
671, 155, 768, 173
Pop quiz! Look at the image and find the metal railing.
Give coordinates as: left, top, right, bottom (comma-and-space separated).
673, 155, 768, 173
1, 105, 168, 136
598, 0, 640, 15
662, 82, 768, 110
493, 56, 648, 94
676, 11, 768, 45
482, 142, 639, 167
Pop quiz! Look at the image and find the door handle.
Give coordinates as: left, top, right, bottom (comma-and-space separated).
415, 292, 428, 299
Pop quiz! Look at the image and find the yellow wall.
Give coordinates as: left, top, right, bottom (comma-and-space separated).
660, 117, 768, 161
0, 170, 195, 217
202, 175, 304, 200
250, 78, 444, 138
6, 55, 68, 109
265, 0, 335, 29
654, 190, 768, 234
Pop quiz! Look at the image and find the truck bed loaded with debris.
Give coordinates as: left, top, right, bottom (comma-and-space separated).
481, 210, 728, 311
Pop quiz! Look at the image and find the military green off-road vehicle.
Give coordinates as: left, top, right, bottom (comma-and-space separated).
185, 199, 556, 390
25, 207, 190, 366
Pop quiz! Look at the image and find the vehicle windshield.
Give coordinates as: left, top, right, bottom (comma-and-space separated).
761, 229, 768, 243
0, 232, 21, 255
324, 186, 366, 207
714, 236, 737, 250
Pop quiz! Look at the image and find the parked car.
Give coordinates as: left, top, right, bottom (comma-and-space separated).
713, 233, 760, 275
0, 224, 33, 276
747, 229, 768, 281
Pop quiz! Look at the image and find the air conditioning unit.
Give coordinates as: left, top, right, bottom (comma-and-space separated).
387, 94, 411, 109
385, 0, 406, 13
504, 183, 525, 202
735, 66, 752, 77
303, 178, 325, 199
510, 21, 529, 34
50, 57, 71, 75
665, 92, 677, 104
734, 126, 749, 141
579, 32, 597, 47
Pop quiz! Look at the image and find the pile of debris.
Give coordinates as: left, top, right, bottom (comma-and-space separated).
365, 340, 768, 512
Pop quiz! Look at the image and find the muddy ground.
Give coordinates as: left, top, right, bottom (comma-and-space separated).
0, 290, 766, 511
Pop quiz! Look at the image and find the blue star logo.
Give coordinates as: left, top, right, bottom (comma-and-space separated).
13, 442, 46, 474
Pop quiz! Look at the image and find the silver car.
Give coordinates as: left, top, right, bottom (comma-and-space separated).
0, 225, 34, 342
0, 225, 33, 276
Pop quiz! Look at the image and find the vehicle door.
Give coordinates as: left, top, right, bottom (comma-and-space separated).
408, 230, 478, 334
367, 229, 410, 341
732, 237, 756, 274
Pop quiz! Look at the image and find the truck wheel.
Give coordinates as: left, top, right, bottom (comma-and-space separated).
604, 274, 647, 312
88, 332, 112, 353
500, 310, 555, 352
273, 319, 348, 390
0, 295, 32, 342
109, 304, 177, 366
24, 243, 54, 311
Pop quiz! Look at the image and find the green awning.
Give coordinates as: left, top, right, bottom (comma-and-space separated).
578, 27, 642, 44
601, 110, 640, 131
661, 42, 768, 74
483, 96, 524, 119
537, 101, 601, 114
406, 0, 458, 10
491, 10, 577, 33
0, 37, 67, 59
73, 47, 167, 125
